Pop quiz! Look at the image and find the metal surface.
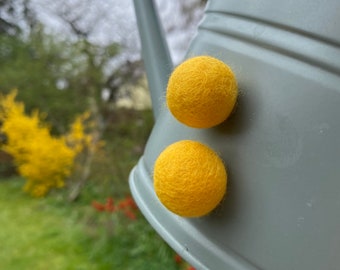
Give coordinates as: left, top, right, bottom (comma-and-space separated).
130, 0, 340, 269
133, 0, 173, 119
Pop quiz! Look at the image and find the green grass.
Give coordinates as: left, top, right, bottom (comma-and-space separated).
0, 178, 180, 270
0, 178, 96, 270
0, 109, 186, 270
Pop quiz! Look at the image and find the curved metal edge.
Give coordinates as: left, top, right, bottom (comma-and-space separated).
129, 157, 260, 270
133, 0, 173, 119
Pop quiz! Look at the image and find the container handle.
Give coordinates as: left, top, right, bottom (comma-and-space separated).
133, 0, 173, 119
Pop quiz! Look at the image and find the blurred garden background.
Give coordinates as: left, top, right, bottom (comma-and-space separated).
0, 0, 206, 269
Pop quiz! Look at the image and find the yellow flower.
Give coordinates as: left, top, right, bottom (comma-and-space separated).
0, 90, 77, 197
0, 90, 100, 197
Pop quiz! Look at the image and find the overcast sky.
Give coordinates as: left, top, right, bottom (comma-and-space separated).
29, 0, 205, 65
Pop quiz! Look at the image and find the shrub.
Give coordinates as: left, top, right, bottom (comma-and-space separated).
0, 90, 93, 197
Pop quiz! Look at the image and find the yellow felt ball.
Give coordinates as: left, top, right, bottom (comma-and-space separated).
153, 140, 227, 217
166, 55, 238, 128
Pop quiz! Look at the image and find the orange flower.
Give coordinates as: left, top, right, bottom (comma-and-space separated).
105, 197, 115, 212
92, 196, 139, 220
174, 254, 182, 264
118, 196, 137, 209
92, 201, 106, 212
124, 210, 136, 220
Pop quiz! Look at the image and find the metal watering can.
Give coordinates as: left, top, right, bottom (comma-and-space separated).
129, 0, 340, 269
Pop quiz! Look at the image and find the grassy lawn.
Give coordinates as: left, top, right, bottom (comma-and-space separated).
0, 109, 188, 270
0, 177, 180, 270
0, 178, 96, 270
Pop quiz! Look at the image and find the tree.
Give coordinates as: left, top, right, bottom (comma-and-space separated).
0, 0, 37, 35
155, 0, 207, 63
0, 30, 88, 133
0, 0, 21, 35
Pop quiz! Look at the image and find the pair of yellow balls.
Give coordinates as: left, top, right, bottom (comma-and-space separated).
153, 56, 238, 217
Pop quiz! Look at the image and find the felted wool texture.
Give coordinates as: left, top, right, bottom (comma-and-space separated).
153, 140, 227, 217
166, 55, 238, 128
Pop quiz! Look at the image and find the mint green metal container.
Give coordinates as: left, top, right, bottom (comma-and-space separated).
129, 0, 340, 269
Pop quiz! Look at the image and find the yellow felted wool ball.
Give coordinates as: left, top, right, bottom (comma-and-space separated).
153, 140, 227, 217
166, 55, 238, 128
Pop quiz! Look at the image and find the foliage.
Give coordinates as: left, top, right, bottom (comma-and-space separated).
0, 0, 23, 35
92, 196, 138, 220
0, 33, 85, 133
77, 109, 154, 202
65, 111, 100, 155
0, 177, 180, 270
0, 27, 122, 134
0, 90, 95, 197
0, 1, 203, 268
0, 178, 97, 270
0, 108, 197, 269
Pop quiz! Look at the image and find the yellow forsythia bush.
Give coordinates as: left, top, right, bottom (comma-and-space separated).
0, 90, 93, 197
65, 111, 95, 155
